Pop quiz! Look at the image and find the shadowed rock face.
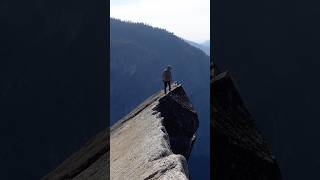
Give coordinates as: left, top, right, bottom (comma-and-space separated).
156, 88, 198, 159
212, 66, 282, 180
42, 84, 198, 180
110, 18, 210, 179
111, 84, 199, 180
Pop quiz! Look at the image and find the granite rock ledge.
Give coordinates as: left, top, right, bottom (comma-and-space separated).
111, 84, 199, 180
42, 84, 199, 180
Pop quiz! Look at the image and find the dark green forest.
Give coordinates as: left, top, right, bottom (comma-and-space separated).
110, 18, 210, 179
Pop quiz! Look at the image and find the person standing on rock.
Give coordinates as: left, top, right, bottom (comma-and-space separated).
162, 65, 172, 94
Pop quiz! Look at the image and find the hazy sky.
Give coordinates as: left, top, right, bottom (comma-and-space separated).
110, 0, 210, 43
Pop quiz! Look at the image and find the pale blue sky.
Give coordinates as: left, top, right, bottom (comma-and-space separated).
110, 0, 210, 43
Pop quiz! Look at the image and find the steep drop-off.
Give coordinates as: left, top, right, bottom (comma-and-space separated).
111, 84, 198, 179
212, 64, 282, 179
43, 84, 199, 180
110, 18, 210, 179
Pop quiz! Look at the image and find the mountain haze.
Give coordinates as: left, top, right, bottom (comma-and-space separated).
110, 18, 210, 179
187, 40, 210, 55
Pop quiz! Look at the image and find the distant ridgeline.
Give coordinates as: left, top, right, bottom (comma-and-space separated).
211, 63, 282, 179
110, 18, 210, 179
186, 40, 210, 56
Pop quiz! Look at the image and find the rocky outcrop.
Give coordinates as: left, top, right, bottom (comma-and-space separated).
212, 66, 282, 180
42, 84, 199, 180
111, 84, 199, 180
110, 19, 210, 179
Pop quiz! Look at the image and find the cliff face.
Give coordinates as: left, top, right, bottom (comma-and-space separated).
43, 84, 199, 180
111, 84, 199, 180
212, 66, 282, 180
110, 18, 210, 179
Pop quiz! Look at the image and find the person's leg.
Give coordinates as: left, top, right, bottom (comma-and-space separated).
163, 81, 167, 94
169, 81, 171, 91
